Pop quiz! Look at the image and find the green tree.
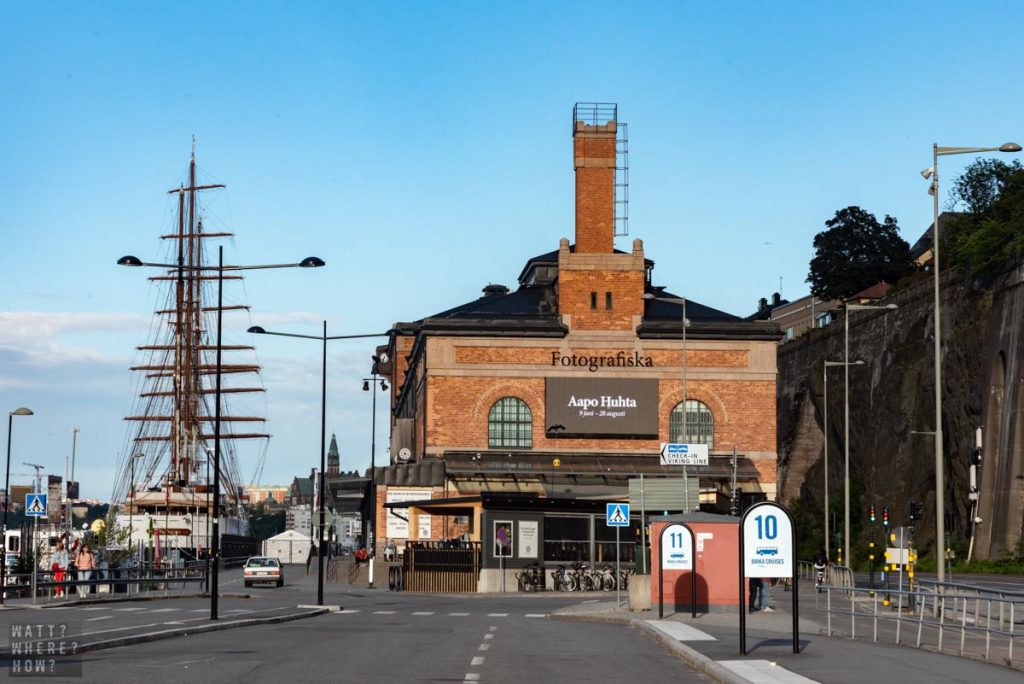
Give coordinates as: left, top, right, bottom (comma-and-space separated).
945, 159, 1024, 276
248, 502, 285, 542
807, 206, 914, 300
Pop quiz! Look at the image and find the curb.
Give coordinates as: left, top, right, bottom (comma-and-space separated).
632, 619, 749, 684
75, 608, 330, 654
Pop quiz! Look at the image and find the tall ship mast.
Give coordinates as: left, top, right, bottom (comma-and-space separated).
114, 150, 264, 559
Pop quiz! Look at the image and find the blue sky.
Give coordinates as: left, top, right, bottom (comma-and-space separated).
2, 2, 1022, 500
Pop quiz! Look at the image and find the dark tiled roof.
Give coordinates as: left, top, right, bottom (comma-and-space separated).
429, 285, 553, 319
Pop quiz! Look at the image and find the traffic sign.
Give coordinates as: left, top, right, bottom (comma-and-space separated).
606, 503, 630, 526
26, 493, 47, 518
660, 443, 709, 466
741, 501, 794, 578
661, 523, 693, 570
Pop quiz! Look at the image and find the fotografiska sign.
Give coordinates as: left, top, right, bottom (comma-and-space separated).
550, 351, 654, 373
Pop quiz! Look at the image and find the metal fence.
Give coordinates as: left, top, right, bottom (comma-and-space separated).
4, 560, 208, 603
403, 541, 481, 593
818, 579, 1023, 669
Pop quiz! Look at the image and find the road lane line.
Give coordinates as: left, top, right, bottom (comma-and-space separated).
471, 656, 484, 666
478, 643, 490, 651
449, 612, 470, 616
463, 675, 480, 682
412, 611, 434, 616
85, 616, 113, 622
486, 613, 508, 617
374, 610, 397, 615
525, 613, 547, 618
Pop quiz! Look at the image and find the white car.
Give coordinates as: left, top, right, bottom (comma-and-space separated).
243, 556, 284, 588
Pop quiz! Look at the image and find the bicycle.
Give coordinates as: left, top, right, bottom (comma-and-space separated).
516, 562, 544, 592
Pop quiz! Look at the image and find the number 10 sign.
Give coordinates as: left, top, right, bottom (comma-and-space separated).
741, 501, 794, 578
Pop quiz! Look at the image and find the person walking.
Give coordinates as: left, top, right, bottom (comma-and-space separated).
760, 578, 775, 612
52, 541, 69, 598
747, 576, 761, 612
75, 544, 96, 599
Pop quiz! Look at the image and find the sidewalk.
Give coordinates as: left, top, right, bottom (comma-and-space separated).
552, 583, 1022, 684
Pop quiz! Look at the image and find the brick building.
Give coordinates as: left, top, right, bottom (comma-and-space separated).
374, 105, 780, 571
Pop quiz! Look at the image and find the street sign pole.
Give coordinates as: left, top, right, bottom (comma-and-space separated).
616, 526, 621, 608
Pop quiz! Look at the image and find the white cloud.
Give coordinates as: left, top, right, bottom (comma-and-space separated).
0, 311, 144, 366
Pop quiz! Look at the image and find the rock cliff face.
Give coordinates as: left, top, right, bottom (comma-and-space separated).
777, 262, 1024, 563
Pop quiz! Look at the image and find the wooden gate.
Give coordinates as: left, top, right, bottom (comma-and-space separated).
404, 541, 481, 592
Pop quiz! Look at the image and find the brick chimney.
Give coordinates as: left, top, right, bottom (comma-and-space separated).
573, 116, 617, 254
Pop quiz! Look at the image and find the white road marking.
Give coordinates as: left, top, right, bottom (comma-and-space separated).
449, 612, 470, 616
80, 607, 109, 611
478, 643, 490, 651
463, 675, 480, 682
488, 626, 497, 631
643, 620, 717, 642
412, 611, 434, 616
717, 660, 818, 683
483, 633, 493, 640
115, 607, 145, 611
374, 610, 397, 615
471, 656, 484, 666
486, 613, 508, 617
525, 613, 546, 618
85, 616, 113, 622
146, 608, 181, 613
337, 609, 361, 614
582, 599, 600, 604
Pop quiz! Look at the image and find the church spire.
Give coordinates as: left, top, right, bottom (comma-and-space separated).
327, 433, 340, 477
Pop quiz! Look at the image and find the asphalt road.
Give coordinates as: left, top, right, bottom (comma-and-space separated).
31, 593, 709, 683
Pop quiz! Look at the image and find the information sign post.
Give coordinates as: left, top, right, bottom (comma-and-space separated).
657, 522, 696, 619
739, 501, 799, 655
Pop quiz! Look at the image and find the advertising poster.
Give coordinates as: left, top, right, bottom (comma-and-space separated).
386, 488, 433, 538
546, 378, 658, 438
517, 520, 538, 559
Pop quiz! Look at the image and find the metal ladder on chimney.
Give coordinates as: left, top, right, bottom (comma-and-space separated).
615, 122, 629, 237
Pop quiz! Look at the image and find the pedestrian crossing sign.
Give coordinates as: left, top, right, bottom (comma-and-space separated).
606, 503, 630, 527
26, 493, 47, 517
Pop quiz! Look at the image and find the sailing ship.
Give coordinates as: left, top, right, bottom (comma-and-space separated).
114, 150, 262, 561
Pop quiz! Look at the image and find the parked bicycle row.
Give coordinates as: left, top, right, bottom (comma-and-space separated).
515, 561, 633, 592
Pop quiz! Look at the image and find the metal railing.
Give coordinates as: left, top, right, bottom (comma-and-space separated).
3, 560, 209, 603
797, 560, 853, 590
818, 579, 1023, 669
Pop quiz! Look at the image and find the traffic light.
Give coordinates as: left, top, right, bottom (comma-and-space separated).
868, 504, 876, 524
882, 507, 889, 526
909, 501, 924, 523
972, 447, 982, 466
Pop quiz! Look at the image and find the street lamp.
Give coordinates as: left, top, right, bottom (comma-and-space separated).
362, 364, 390, 588
642, 292, 695, 510
120, 248, 324, 620
921, 141, 1020, 583
248, 325, 390, 604
823, 360, 863, 559
843, 302, 897, 566
2, 407, 33, 606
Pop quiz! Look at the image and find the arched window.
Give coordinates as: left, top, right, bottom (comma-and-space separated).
488, 397, 533, 448
669, 399, 714, 448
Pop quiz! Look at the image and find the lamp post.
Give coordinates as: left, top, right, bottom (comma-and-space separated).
248, 326, 390, 604
363, 365, 390, 588
843, 302, 897, 567
120, 250, 324, 620
823, 360, 862, 559
2, 407, 33, 606
642, 292, 694, 510
921, 141, 1020, 583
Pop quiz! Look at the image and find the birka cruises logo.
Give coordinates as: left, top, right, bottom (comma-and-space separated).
551, 351, 653, 373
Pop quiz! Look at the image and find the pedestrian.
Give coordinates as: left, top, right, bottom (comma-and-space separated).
748, 576, 761, 612
354, 547, 369, 565
760, 578, 775, 612
52, 541, 68, 598
384, 539, 397, 562
75, 544, 96, 599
